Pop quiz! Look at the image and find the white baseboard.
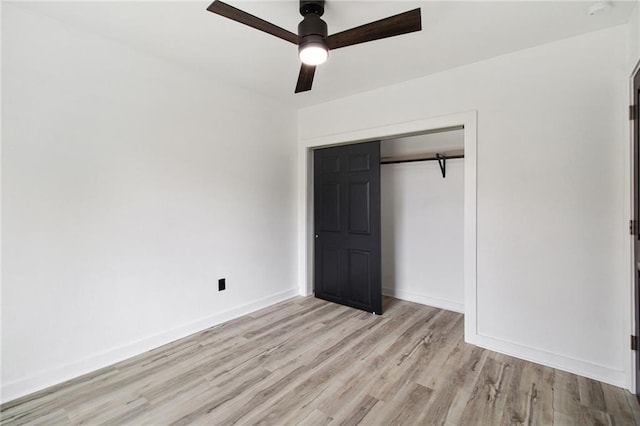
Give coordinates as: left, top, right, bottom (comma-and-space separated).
466, 332, 628, 389
382, 287, 465, 313
1, 288, 299, 404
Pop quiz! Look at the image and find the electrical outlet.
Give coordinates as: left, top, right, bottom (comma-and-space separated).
218, 278, 226, 291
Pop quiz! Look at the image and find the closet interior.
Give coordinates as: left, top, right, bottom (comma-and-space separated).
380, 127, 465, 313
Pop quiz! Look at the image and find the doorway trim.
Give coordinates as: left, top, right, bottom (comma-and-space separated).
297, 110, 477, 335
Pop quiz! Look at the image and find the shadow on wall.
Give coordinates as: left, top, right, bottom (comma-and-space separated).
382, 174, 398, 289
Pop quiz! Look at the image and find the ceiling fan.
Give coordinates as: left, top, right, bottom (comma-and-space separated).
206, 0, 422, 93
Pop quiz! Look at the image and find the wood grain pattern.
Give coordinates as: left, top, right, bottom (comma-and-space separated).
295, 64, 316, 93
327, 9, 422, 51
1, 296, 639, 425
206, 1, 299, 45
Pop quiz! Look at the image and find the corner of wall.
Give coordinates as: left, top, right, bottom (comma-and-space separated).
464, 333, 628, 389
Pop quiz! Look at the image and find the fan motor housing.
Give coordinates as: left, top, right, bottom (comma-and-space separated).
298, 13, 328, 39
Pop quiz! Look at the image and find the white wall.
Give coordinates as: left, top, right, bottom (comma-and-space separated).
629, 3, 639, 72
1, 4, 298, 402
299, 26, 631, 388
381, 133, 464, 313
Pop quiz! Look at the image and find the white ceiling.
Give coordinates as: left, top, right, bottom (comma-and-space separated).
10, 0, 639, 107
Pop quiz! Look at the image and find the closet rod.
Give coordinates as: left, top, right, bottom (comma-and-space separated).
380, 154, 464, 165
380, 150, 464, 178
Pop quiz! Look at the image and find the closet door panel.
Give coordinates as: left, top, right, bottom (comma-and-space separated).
313, 141, 381, 314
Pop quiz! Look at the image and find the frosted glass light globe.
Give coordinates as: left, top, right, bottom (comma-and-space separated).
299, 45, 328, 65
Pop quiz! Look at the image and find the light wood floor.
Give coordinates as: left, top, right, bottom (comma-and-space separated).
2, 296, 640, 425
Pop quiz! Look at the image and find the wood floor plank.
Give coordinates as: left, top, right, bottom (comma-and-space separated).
237, 322, 389, 426
368, 310, 462, 403
205, 361, 310, 424
554, 370, 583, 421
1, 408, 71, 426
331, 394, 378, 426
501, 359, 555, 426
379, 382, 434, 425
601, 382, 635, 423
2, 296, 638, 426
420, 342, 487, 425
295, 408, 334, 426
165, 367, 273, 425
457, 355, 516, 425
578, 375, 608, 412
625, 390, 640, 424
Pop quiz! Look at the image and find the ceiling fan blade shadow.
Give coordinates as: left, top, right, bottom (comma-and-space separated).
207, 1, 299, 45
295, 64, 316, 93
327, 8, 421, 50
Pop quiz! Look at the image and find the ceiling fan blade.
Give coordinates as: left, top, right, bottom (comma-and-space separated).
327, 8, 421, 50
295, 64, 316, 93
207, 1, 299, 45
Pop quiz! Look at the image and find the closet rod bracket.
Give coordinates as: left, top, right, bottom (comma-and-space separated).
436, 154, 446, 178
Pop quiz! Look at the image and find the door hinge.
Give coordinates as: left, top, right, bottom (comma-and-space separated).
632, 335, 638, 351
631, 104, 638, 121
631, 219, 636, 235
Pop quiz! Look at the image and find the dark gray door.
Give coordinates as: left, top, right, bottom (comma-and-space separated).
313, 141, 382, 314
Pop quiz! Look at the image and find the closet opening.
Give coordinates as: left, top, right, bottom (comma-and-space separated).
299, 111, 477, 337
380, 127, 465, 313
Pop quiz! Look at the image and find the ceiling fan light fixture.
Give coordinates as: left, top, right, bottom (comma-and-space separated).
299, 40, 328, 65
298, 12, 328, 66
206, 1, 422, 93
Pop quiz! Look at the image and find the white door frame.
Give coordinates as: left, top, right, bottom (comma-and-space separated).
629, 59, 640, 394
296, 110, 478, 336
